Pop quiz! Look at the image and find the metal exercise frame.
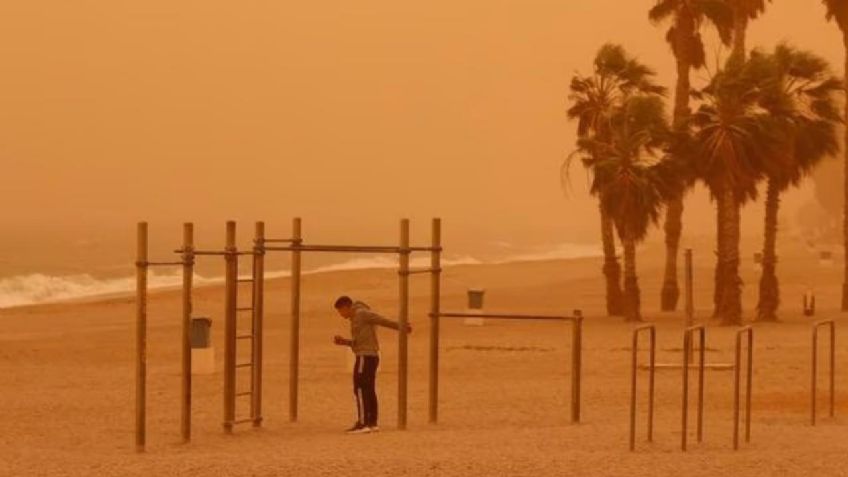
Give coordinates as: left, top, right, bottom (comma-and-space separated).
811, 320, 836, 426
629, 324, 656, 451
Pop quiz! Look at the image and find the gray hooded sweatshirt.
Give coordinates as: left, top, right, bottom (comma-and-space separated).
350, 301, 400, 356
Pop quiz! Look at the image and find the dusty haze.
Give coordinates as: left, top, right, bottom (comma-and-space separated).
0, 0, 842, 281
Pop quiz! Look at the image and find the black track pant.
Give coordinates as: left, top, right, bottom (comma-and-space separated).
353, 355, 380, 426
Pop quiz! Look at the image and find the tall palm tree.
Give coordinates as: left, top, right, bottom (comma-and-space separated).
649, 0, 733, 311
566, 44, 666, 317
688, 60, 783, 325
711, 0, 770, 318
580, 95, 681, 321
750, 45, 843, 321
822, 0, 848, 310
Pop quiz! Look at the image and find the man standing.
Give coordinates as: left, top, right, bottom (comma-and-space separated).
333, 296, 412, 434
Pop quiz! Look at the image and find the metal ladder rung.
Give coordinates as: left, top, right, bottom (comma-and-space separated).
236, 307, 253, 312
232, 418, 254, 425
237, 278, 254, 283
237, 334, 254, 340
236, 391, 253, 397
236, 362, 253, 369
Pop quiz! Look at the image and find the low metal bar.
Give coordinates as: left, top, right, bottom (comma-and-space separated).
264, 244, 442, 254
436, 312, 579, 322
630, 324, 656, 451
406, 267, 441, 275
812, 320, 836, 426
146, 261, 184, 266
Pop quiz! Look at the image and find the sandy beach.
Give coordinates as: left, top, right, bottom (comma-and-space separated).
1, 241, 846, 477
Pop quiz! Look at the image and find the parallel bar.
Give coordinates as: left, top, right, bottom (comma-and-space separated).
681, 325, 705, 451
407, 267, 441, 275
252, 221, 265, 428
289, 218, 302, 422
428, 218, 441, 424
180, 223, 194, 443
237, 334, 254, 340
237, 391, 253, 397
237, 362, 253, 369
231, 418, 254, 425
397, 219, 410, 430
223, 221, 237, 434
734, 326, 754, 450
236, 307, 253, 312
186, 250, 257, 256
263, 238, 296, 243
237, 278, 254, 283
135, 222, 148, 453
147, 261, 184, 266
630, 324, 656, 451
437, 312, 578, 322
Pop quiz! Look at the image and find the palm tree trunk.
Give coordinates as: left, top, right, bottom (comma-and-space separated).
600, 204, 625, 316
661, 17, 694, 312
757, 178, 780, 321
719, 186, 743, 325
622, 236, 641, 322
730, 2, 748, 64
713, 199, 725, 318
842, 35, 848, 311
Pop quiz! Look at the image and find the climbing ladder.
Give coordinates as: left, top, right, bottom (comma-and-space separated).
223, 222, 265, 432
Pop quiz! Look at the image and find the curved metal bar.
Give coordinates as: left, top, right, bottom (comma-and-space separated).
630, 324, 656, 451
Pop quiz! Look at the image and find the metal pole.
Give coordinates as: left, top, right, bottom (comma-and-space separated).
648, 326, 655, 442
629, 328, 638, 451
681, 330, 691, 451
812, 326, 818, 426
252, 222, 265, 427
289, 217, 302, 422
746, 328, 753, 443
223, 221, 237, 433
135, 222, 148, 452
734, 332, 742, 449
830, 323, 835, 419
181, 223, 194, 443
398, 219, 410, 430
428, 218, 441, 424
571, 310, 583, 423
697, 328, 705, 443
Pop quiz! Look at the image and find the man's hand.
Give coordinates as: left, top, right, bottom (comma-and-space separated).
333, 335, 351, 347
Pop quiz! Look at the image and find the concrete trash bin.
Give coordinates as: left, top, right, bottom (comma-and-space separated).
464, 289, 485, 326
191, 317, 215, 375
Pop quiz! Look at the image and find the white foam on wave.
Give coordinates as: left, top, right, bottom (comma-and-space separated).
0, 243, 597, 309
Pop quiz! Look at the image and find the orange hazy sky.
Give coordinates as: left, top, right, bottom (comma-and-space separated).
0, 0, 842, 250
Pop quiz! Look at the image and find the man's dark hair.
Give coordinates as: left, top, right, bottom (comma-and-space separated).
334, 295, 353, 309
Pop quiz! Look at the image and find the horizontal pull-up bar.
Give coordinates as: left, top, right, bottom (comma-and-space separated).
435, 312, 582, 322
264, 244, 442, 254
173, 249, 257, 256
137, 261, 184, 267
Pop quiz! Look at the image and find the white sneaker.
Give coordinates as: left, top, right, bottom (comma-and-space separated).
367, 426, 380, 433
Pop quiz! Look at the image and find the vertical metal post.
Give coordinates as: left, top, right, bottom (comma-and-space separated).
745, 328, 753, 443
733, 333, 741, 449
252, 222, 265, 427
697, 328, 705, 443
647, 326, 655, 442
681, 330, 691, 451
289, 217, 302, 423
135, 222, 148, 452
812, 325, 819, 426
829, 324, 835, 419
571, 310, 583, 423
629, 329, 639, 451
181, 223, 194, 443
398, 219, 410, 430
223, 221, 237, 433
428, 218, 441, 424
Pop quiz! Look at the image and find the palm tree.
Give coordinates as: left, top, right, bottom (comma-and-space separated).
566, 44, 666, 317
649, 0, 733, 311
822, 0, 848, 310
581, 95, 681, 321
750, 45, 843, 321
688, 60, 784, 325
710, 0, 770, 318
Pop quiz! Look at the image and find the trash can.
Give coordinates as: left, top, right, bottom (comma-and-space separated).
464, 289, 485, 326
191, 317, 215, 375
